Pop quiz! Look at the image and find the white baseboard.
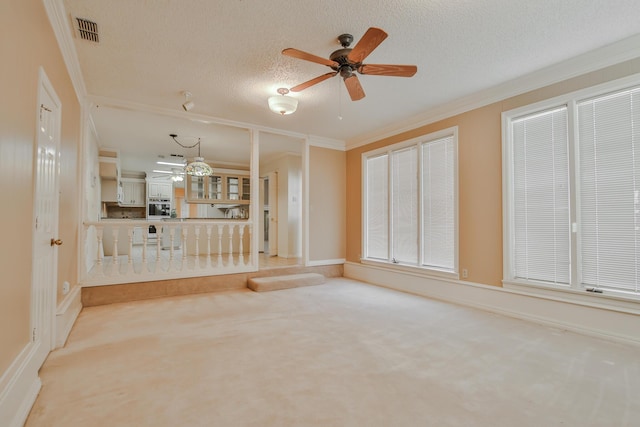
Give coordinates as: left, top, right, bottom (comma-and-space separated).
344, 262, 640, 346
306, 258, 345, 267
0, 342, 43, 427
55, 285, 82, 349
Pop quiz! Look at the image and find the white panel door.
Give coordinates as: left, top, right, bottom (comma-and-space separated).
267, 172, 278, 257
258, 178, 265, 252
31, 69, 61, 367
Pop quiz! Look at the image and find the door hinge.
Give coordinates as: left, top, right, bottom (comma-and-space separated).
32, 328, 37, 341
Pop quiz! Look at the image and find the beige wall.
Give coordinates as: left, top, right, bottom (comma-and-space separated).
309, 146, 346, 261
0, 0, 80, 373
346, 58, 640, 287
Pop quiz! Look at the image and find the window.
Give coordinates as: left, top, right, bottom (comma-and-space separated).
503, 77, 640, 300
363, 128, 458, 276
510, 107, 571, 285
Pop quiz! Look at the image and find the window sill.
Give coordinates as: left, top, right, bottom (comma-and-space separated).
361, 258, 459, 281
503, 280, 640, 316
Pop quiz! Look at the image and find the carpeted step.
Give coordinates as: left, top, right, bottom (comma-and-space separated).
248, 273, 326, 292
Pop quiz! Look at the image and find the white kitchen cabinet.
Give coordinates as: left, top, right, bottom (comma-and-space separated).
186, 174, 223, 203
226, 176, 250, 201
148, 181, 173, 199
101, 179, 118, 202
120, 179, 145, 206
186, 170, 249, 204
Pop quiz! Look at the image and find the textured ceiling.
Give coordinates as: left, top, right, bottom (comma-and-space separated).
61, 0, 640, 168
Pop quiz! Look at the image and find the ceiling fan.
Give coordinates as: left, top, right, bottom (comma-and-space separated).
151, 168, 185, 182
283, 27, 417, 101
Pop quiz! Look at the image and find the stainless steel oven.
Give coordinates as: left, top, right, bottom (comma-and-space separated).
148, 201, 171, 218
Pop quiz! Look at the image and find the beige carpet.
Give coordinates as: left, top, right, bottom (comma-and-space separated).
26, 278, 639, 426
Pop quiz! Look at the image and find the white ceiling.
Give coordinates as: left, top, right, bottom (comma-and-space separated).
60, 0, 640, 170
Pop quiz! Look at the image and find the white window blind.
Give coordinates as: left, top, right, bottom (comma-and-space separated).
577, 87, 640, 294
365, 154, 388, 260
391, 146, 418, 264
363, 128, 458, 275
511, 107, 571, 285
422, 136, 455, 270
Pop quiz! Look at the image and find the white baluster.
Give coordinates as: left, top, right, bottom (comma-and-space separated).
206, 224, 213, 267
183, 225, 189, 260
238, 224, 245, 265
91, 225, 104, 278
217, 224, 224, 266
96, 225, 104, 266
228, 224, 235, 266
194, 225, 201, 267
111, 227, 119, 267
182, 225, 188, 270
141, 228, 148, 274
165, 225, 176, 271
127, 225, 134, 265
248, 223, 253, 266
169, 225, 176, 262
155, 226, 162, 263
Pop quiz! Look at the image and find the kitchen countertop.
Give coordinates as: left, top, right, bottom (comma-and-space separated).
161, 217, 249, 221
99, 217, 249, 221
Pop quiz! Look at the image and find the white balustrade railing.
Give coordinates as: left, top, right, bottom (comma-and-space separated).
81, 220, 256, 286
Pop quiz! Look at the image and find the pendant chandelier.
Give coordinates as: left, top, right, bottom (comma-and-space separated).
169, 133, 213, 177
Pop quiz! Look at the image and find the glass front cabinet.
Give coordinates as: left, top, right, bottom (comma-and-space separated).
186, 170, 249, 204
225, 176, 250, 201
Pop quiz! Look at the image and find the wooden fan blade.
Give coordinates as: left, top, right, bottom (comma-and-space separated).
282, 48, 338, 67
290, 72, 338, 92
347, 27, 388, 64
344, 75, 365, 101
358, 64, 417, 77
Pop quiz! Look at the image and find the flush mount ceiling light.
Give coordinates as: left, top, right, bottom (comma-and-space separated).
268, 88, 298, 115
182, 91, 194, 111
169, 133, 213, 176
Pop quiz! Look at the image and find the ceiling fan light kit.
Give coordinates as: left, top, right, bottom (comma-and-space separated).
268, 88, 298, 115
170, 167, 184, 182
283, 27, 417, 101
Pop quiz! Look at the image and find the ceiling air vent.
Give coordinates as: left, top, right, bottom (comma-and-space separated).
75, 17, 99, 43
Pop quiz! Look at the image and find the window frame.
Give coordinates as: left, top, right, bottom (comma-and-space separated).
502, 72, 640, 306
361, 127, 459, 279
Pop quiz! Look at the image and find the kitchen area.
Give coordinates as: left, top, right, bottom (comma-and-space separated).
97, 149, 251, 260
80, 107, 303, 284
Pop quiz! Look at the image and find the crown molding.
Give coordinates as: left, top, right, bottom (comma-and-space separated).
88, 95, 345, 147
346, 33, 640, 151
43, 0, 87, 106
307, 136, 346, 151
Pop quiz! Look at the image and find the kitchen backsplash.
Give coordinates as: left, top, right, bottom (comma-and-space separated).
104, 205, 146, 219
